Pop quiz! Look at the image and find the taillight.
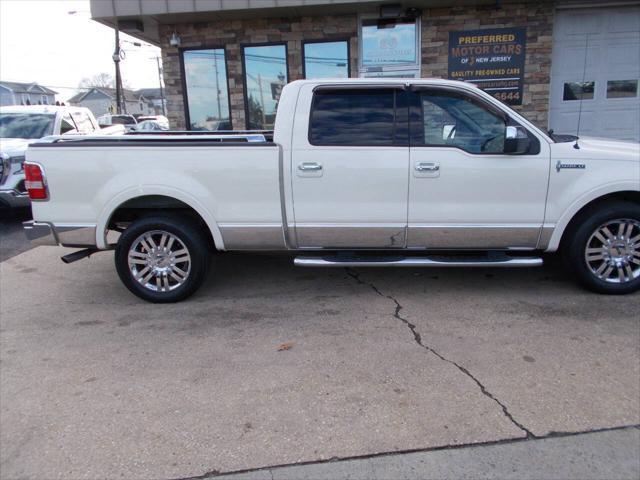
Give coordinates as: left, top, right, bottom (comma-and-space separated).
24, 163, 48, 200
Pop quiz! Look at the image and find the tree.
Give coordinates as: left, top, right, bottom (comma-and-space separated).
247, 94, 264, 130
78, 73, 116, 89
78, 73, 130, 90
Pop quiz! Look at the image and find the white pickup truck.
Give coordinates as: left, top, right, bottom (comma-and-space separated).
23, 79, 640, 302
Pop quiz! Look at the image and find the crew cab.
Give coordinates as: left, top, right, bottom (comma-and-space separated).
22, 79, 640, 302
0, 105, 122, 208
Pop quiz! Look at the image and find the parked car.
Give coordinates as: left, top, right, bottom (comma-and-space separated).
136, 115, 169, 129
0, 105, 106, 208
134, 120, 168, 132
97, 114, 138, 132
23, 79, 640, 301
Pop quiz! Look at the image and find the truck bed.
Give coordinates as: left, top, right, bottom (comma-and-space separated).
27, 134, 284, 250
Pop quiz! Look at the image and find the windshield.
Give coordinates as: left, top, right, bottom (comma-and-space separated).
0, 113, 56, 139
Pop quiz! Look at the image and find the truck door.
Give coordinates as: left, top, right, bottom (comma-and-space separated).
290, 84, 410, 248
407, 87, 550, 249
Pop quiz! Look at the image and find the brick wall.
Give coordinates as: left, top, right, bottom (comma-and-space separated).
421, 2, 554, 128
159, 16, 358, 130
160, 2, 554, 130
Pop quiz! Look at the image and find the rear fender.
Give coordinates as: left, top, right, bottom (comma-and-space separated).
96, 186, 225, 250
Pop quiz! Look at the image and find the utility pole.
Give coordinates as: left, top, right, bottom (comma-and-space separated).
257, 73, 266, 127
112, 18, 123, 114
155, 56, 166, 116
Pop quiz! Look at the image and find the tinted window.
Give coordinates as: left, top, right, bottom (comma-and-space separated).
563, 82, 595, 101
243, 44, 288, 130
303, 41, 349, 79
59, 114, 76, 134
414, 91, 506, 154
607, 79, 638, 98
309, 89, 396, 145
111, 115, 136, 125
0, 113, 55, 139
183, 48, 231, 130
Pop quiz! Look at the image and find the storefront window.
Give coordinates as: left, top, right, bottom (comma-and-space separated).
360, 17, 420, 78
182, 48, 231, 130
242, 44, 288, 130
303, 41, 349, 79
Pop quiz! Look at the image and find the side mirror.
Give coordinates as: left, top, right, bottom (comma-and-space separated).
504, 126, 531, 155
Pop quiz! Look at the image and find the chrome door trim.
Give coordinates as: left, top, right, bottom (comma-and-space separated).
219, 224, 286, 250
407, 224, 542, 249
295, 224, 407, 249
537, 225, 555, 250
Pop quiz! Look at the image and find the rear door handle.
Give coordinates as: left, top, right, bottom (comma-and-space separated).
415, 162, 439, 172
298, 162, 322, 171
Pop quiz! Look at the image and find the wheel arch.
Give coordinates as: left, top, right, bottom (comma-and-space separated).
547, 186, 640, 252
96, 188, 225, 250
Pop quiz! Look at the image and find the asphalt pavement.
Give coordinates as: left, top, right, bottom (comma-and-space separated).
0, 235, 639, 479
0, 207, 32, 262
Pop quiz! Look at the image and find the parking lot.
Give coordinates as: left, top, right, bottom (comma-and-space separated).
1, 217, 639, 479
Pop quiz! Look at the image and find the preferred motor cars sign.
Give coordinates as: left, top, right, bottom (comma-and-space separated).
448, 27, 527, 105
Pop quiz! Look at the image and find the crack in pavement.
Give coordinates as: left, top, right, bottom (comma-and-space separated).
345, 268, 536, 439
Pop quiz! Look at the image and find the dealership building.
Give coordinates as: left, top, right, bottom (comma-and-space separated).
90, 0, 640, 141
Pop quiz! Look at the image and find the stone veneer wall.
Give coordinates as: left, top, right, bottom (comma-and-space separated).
159, 2, 554, 130
420, 2, 554, 128
159, 16, 358, 130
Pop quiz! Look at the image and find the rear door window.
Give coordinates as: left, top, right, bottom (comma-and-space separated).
308, 89, 401, 145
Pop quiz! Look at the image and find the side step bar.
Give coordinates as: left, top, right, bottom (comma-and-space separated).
294, 254, 543, 268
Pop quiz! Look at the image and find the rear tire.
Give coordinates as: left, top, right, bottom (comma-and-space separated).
562, 201, 640, 295
115, 215, 211, 303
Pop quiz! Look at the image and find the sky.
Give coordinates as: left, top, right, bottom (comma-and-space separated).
0, 0, 161, 101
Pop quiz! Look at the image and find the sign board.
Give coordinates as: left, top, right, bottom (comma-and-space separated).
448, 27, 526, 105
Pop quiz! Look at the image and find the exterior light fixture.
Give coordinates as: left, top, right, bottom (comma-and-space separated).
169, 31, 181, 47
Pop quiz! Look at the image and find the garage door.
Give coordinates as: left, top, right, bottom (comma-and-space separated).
549, 6, 640, 142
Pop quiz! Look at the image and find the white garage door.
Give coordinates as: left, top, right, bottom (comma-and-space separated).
549, 6, 640, 142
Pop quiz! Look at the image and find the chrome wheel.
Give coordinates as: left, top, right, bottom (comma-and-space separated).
127, 230, 191, 292
585, 218, 640, 284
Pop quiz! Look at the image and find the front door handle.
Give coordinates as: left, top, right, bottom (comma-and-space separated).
298, 162, 323, 171
415, 162, 440, 172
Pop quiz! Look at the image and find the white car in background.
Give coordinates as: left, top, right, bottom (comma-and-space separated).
136, 115, 169, 129
0, 105, 111, 208
134, 119, 169, 132
97, 114, 138, 132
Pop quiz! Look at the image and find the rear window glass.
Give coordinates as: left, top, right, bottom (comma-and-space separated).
309, 89, 396, 145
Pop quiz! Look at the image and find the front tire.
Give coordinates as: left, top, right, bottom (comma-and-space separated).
115, 215, 211, 303
563, 202, 640, 294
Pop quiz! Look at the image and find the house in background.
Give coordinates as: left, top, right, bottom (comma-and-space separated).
67, 87, 153, 117
134, 88, 166, 116
0, 81, 58, 106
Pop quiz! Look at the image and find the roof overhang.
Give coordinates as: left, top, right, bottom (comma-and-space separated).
90, 0, 508, 45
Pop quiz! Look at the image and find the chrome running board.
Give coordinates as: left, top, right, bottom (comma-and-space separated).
294, 254, 543, 268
